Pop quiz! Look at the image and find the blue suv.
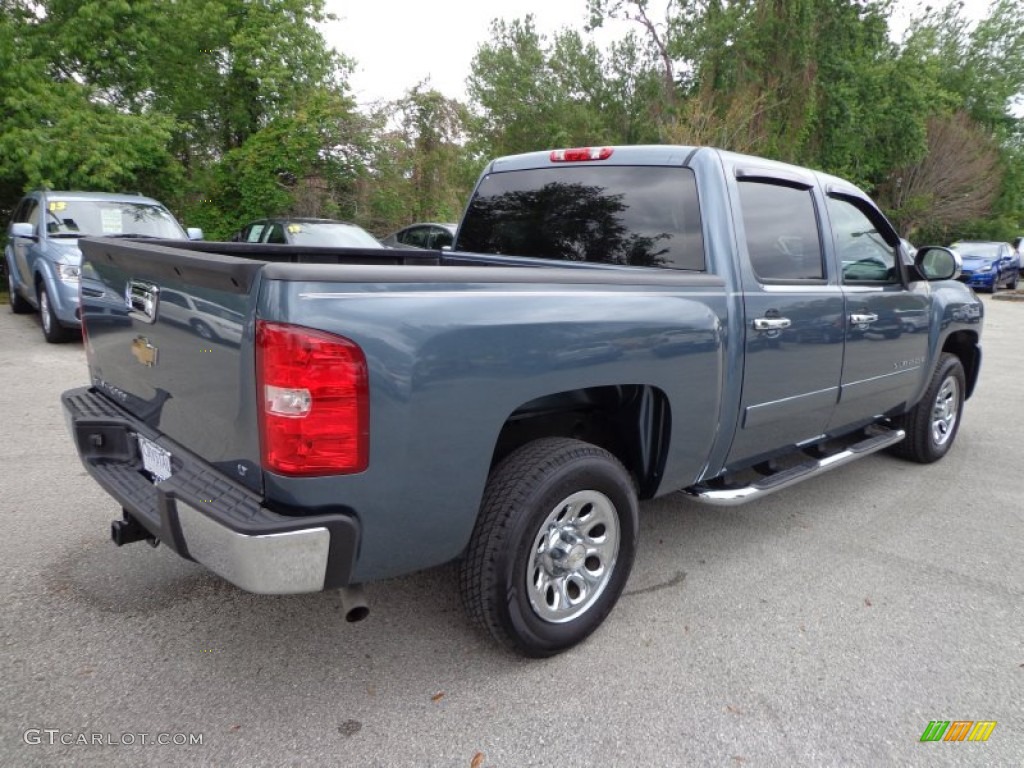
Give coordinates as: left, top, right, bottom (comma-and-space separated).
5, 191, 202, 342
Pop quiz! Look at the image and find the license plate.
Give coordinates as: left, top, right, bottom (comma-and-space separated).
138, 435, 172, 483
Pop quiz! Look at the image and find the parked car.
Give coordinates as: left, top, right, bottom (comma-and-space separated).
381, 222, 457, 250
5, 191, 201, 342
158, 288, 244, 345
949, 240, 1020, 293
231, 218, 383, 248
64, 145, 981, 657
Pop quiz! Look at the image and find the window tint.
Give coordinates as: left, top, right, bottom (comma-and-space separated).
457, 166, 705, 270
738, 181, 823, 280
827, 196, 898, 283
263, 224, 286, 244
401, 227, 430, 248
12, 198, 32, 224
430, 227, 454, 249
26, 199, 41, 232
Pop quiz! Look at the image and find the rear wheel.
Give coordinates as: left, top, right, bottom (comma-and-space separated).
38, 283, 72, 343
8, 271, 31, 314
890, 353, 965, 463
459, 438, 638, 657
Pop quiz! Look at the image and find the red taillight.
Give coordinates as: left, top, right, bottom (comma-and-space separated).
255, 320, 369, 475
549, 147, 614, 162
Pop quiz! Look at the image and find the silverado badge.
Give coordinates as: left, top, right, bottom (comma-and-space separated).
131, 336, 159, 367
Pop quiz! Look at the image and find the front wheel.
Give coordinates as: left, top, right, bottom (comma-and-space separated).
38, 283, 73, 343
459, 438, 638, 657
890, 353, 966, 463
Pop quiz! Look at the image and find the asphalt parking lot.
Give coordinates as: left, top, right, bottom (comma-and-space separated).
0, 295, 1021, 767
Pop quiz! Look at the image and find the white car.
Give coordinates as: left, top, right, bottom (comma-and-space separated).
158, 289, 244, 345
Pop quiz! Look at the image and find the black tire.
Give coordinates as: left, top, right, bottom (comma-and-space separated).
38, 283, 72, 343
8, 271, 31, 314
890, 353, 966, 463
1009, 272, 1019, 290
459, 438, 639, 657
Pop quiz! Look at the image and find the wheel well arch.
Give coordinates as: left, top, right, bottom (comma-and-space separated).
941, 330, 980, 399
490, 385, 672, 499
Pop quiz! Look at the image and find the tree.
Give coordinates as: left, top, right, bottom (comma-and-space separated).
879, 112, 1002, 238
467, 15, 663, 155
0, 2, 179, 208
351, 84, 479, 236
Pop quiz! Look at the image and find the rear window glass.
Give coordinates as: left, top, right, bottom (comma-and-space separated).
456, 166, 705, 270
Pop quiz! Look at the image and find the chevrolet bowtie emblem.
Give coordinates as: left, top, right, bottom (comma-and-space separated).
132, 336, 159, 367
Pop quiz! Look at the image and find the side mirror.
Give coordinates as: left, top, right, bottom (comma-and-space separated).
186, 227, 204, 241
915, 246, 961, 281
10, 222, 35, 240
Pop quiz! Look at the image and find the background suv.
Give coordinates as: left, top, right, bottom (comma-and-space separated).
5, 191, 201, 342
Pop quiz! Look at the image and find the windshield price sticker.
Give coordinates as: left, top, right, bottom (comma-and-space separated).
100, 208, 124, 234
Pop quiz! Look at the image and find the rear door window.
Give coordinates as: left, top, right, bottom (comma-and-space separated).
457, 165, 705, 270
737, 181, 824, 281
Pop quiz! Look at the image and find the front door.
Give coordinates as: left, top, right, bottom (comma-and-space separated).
725, 174, 845, 467
824, 194, 930, 429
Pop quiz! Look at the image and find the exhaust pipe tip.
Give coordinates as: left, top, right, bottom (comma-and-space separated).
339, 585, 369, 623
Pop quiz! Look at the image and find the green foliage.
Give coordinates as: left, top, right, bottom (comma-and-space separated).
0, 0, 1020, 243
354, 85, 481, 236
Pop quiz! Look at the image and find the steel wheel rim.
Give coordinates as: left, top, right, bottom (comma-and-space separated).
40, 290, 51, 333
526, 490, 620, 624
931, 375, 959, 446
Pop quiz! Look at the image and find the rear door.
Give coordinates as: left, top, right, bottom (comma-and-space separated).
725, 170, 845, 467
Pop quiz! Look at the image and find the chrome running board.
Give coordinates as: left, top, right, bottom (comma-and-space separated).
684, 427, 906, 506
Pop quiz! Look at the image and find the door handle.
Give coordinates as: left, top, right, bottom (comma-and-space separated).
850, 313, 878, 324
753, 317, 792, 331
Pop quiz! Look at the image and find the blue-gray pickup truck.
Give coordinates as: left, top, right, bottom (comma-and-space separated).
62, 145, 983, 656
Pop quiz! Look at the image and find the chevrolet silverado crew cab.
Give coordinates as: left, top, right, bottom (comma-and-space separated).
5, 190, 202, 343
62, 146, 982, 656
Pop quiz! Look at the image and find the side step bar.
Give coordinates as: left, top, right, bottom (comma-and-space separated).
684, 427, 906, 506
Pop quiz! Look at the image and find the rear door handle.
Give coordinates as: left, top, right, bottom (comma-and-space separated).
752, 317, 792, 331
850, 313, 878, 324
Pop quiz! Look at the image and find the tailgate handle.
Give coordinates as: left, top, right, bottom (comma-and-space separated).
125, 279, 160, 323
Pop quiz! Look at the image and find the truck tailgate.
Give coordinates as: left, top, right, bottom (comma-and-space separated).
78, 238, 265, 493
